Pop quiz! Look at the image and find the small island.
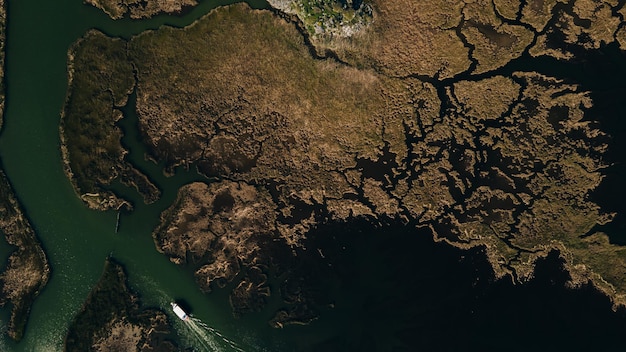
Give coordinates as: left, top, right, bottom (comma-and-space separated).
86, 0, 198, 19
64, 258, 178, 352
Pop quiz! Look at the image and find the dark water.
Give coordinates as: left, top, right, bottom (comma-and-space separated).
469, 252, 626, 351
1, 0, 626, 351
577, 44, 626, 245
270, 221, 626, 352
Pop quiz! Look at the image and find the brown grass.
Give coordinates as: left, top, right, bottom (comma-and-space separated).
338, 0, 471, 78
129, 3, 421, 201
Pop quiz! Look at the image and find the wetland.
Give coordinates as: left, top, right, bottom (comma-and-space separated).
5, 0, 626, 351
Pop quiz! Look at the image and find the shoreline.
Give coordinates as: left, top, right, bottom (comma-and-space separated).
60, 0, 626, 335
64, 257, 178, 351
0, 0, 50, 341
59, 30, 160, 212
0, 169, 51, 341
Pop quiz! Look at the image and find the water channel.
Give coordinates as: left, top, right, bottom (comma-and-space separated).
4, 0, 626, 351
0, 0, 285, 350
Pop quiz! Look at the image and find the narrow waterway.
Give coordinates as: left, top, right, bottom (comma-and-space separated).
3, 0, 626, 351
0, 0, 283, 350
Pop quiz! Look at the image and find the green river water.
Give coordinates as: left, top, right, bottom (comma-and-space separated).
0, 0, 296, 351
7, 1, 626, 351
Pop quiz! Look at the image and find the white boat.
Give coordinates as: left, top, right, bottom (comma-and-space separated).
171, 302, 189, 321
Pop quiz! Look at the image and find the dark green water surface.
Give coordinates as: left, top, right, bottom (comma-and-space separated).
3, 0, 626, 351
0, 0, 286, 350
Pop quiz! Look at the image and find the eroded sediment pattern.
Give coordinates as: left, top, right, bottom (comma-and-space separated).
64, 0, 626, 325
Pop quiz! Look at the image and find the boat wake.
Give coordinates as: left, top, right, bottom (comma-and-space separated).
169, 301, 245, 352
184, 317, 246, 352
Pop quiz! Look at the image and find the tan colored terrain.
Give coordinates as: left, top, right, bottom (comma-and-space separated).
326, 0, 471, 78
530, 0, 623, 58
154, 181, 277, 316
0, 171, 50, 341
86, 0, 197, 19
63, 0, 626, 326
128, 6, 423, 250
65, 259, 177, 352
